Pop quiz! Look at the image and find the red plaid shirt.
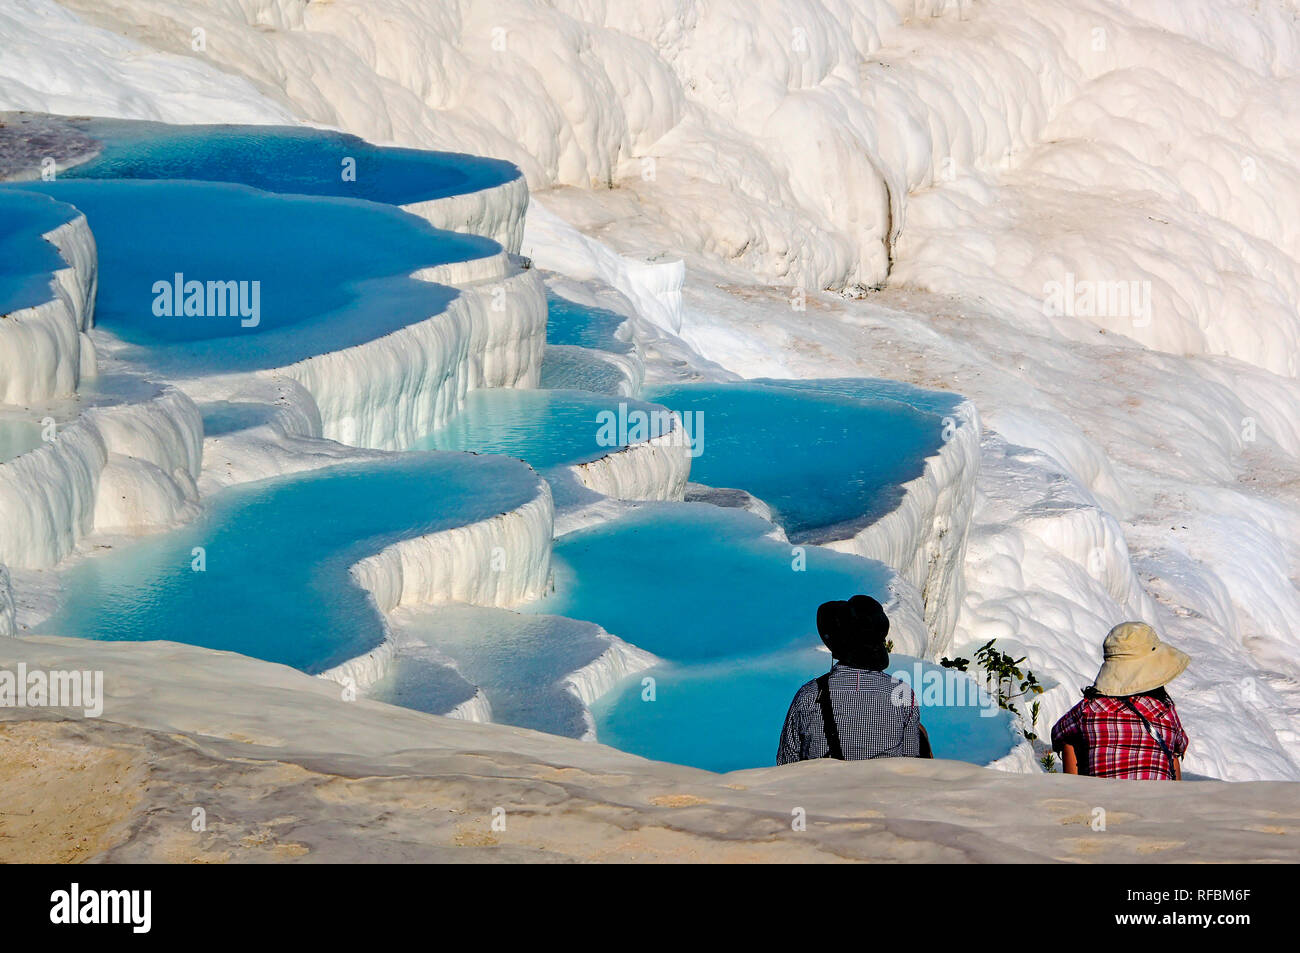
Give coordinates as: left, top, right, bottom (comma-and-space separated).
1051, 693, 1188, 779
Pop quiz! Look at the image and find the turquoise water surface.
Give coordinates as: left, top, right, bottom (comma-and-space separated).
45, 453, 540, 673
526, 503, 1014, 771
0, 189, 79, 315
545, 291, 634, 353
65, 120, 520, 205
592, 648, 1016, 772
8, 179, 495, 376
412, 388, 670, 468
538, 291, 636, 394
540, 346, 629, 395
529, 503, 887, 661
644, 380, 957, 539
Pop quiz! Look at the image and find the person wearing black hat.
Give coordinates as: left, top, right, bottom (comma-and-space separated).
776, 595, 933, 764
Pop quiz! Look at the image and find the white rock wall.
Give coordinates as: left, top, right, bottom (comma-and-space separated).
0, 204, 97, 405
323, 480, 555, 689
566, 414, 692, 502
404, 175, 529, 255
0, 386, 201, 569
269, 265, 547, 452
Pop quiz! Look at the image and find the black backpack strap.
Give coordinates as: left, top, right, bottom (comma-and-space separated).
1121, 698, 1177, 777
816, 672, 845, 760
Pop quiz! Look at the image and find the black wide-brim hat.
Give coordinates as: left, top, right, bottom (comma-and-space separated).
817, 594, 890, 670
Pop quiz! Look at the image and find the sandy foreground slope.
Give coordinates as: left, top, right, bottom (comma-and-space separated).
1, 635, 1296, 863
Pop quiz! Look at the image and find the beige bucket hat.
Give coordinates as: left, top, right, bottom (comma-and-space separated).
1092, 621, 1189, 697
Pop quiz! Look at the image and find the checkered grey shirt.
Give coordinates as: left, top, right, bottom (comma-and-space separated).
777, 664, 921, 764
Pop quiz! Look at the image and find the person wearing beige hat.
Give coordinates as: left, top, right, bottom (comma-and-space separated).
1051, 622, 1190, 780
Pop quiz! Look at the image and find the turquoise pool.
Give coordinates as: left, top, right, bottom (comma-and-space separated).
643, 380, 958, 539
544, 291, 634, 354
63, 119, 521, 206
540, 346, 629, 396
6, 179, 495, 375
411, 388, 670, 469
593, 649, 1014, 772
523, 502, 1014, 771
44, 453, 540, 673
0, 188, 79, 315
527, 503, 887, 661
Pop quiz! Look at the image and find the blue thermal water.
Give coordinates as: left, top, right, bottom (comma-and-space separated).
0, 189, 79, 315
64, 120, 520, 205
6, 179, 495, 375
538, 292, 636, 394
540, 346, 629, 395
198, 400, 280, 437
0, 417, 43, 463
525, 502, 1014, 771
592, 647, 1016, 772
544, 291, 634, 353
528, 503, 889, 661
411, 388, 669, 468
370, 605, 621, 738
643, 380, 953, 539
45, 453, 540, 673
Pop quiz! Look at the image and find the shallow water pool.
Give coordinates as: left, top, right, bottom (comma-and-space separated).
539, 345, 630, 396
10, 179, 495, 376
370, 604, 627, 739
411, 388, 669, 469
528, 503, 887, 661
544, 291, 634, 354
0, 416, 43, 463
524, 502, 1015, 771
0, 188, 80, 315
45, 453, 540, 673
592, 648, 1015, 772
63, 119, 520, 206
643, 380, 956, 540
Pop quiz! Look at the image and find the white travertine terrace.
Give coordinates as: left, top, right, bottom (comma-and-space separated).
327, 479, 556, 690
0, 387, 202, 569
0, 201, 97, 405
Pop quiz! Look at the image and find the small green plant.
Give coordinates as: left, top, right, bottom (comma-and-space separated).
942, 638, 1047, 749
1024, 698, 1042, 742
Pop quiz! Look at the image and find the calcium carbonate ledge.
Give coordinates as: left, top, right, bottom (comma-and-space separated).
559, 634, 659, 741
321, 478, 556, 690
565, 411, 692, 502
403, 174, 530, 256
0, 196, 97, 405
0, 386, 202, 571
276, 263, 547, 450
444, 688, 494, 723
